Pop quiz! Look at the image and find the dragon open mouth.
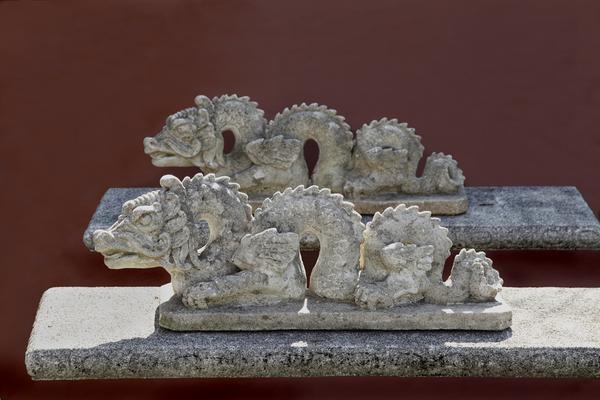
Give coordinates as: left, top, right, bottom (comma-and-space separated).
148, 151, 176, 161
147, 151, 195, 167
102, 250, 157, 269
148, 151, 172, 159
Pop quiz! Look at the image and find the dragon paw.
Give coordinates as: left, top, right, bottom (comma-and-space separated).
342, 181, 356, 198
205, 160, 220, 170
182, 282, 219, 309
343, 180, 369, 198
354, 283, 393, 310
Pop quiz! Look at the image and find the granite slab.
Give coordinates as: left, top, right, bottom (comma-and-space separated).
26, 286, 600, 380
159, 287, 511, 331
83, 186, 600, 250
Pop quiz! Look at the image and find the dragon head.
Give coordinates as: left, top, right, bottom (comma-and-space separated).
92, 175, 206, 270
143, 95, 216, 167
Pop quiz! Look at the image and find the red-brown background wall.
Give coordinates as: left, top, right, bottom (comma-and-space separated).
1, 1, 600, 398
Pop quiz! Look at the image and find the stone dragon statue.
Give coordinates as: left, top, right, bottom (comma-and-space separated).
93, 173, 503, 311
143, 95, 465, 206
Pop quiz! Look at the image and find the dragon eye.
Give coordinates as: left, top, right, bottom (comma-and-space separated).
138, 214, 152, 226
174, 126, 195, 140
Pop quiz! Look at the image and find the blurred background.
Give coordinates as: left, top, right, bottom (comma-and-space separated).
1, 0, 600, 398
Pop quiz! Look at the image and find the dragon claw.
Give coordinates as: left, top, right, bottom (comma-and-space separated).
182, 282, 218, 309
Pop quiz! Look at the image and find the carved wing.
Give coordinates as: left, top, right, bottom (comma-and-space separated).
245, 135, 303, 169
233, 228, 300, 273
380, 242, 434, 273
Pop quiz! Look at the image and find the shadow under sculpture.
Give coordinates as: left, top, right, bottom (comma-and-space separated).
143, 95, 467, 214
92, 173, 510, 331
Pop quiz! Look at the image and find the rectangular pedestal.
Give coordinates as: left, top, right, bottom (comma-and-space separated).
159, 290, 511, 331
83, 186, 600, 250
26, 287, 600, 379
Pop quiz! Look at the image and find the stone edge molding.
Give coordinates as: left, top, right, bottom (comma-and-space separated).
25, 287, 600, 380
83, 186, 600, 251
143, 94, 468, 215
89, 173, 508, 331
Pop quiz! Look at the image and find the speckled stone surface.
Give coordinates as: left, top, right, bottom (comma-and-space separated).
83, 186, 600, 250
26, 286, 600, 379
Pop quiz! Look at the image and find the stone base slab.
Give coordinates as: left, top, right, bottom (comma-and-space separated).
159, 287, 511, 331
83, 186, 600, 250
26, 286, 600, 379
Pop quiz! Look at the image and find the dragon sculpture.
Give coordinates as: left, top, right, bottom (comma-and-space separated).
93, 173, 503, 313
143, 95, 466, 213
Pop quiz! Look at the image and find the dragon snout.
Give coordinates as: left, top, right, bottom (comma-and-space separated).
143, 137, 159, 153
92, 229, 115, 252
